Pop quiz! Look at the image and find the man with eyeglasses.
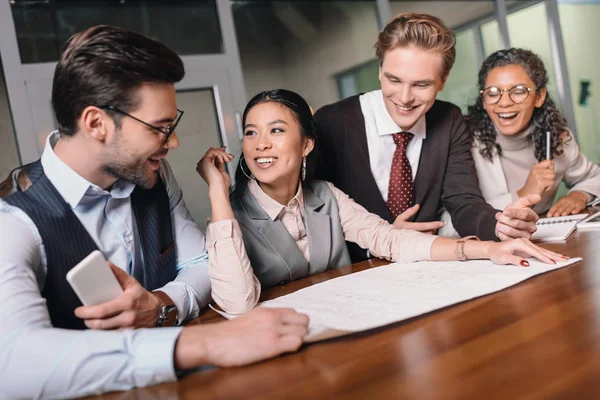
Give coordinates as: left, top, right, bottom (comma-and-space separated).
0, 25, 308, 398
314, 13, 539, 262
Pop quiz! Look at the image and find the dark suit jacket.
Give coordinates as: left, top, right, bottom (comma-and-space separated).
314, 95, 498, 261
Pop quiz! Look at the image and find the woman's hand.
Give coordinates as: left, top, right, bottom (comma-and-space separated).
197, 147, 234, 195
484, 238, 567, 266
517, 160, 555, 197
547, 191, 588, 217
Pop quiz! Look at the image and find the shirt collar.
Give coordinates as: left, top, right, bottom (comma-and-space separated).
248, 179, 304, 221
40, 131, 136, 208
369, 90, 427, 139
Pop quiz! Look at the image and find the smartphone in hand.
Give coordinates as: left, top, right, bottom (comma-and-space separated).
66, 250, 124, 306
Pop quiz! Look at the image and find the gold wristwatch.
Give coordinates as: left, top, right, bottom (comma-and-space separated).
154, 291, 178, 327
455, 235, 480, 261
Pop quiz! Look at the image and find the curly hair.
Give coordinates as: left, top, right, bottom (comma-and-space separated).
466, 48, 569, 162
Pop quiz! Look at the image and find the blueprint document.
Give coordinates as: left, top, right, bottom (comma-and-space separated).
258, 258, 582, 342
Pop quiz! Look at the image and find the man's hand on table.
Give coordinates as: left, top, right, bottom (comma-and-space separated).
174, 307, 309, 369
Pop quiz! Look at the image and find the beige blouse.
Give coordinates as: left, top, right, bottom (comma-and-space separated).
206, 180, 436, 314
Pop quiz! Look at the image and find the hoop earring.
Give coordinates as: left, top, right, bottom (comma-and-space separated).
302, 155, 307, 181
240, 156, 255, 180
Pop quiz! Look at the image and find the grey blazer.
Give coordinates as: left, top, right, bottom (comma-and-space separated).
230, 180, 352, 288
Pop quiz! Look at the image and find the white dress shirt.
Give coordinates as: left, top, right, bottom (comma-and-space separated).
0, 132, 211, 399
359, 90, 427, 202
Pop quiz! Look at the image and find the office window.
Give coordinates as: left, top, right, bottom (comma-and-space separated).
232, 1, 380, 110
336, 60, 379, 100
436, 28, 480, 113
481, 3, 560, 115
506, 3, 558, 105
559, 2, 600, 164
11, 0, 223, 64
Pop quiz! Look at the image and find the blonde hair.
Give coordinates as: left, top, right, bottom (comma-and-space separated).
375, 13, 456, 78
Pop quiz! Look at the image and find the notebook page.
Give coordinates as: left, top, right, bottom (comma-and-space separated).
531, 214, 587, 241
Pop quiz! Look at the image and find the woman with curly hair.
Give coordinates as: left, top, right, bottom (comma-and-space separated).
467, 48, 600, 217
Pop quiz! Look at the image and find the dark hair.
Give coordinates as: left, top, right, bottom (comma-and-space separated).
52, 25, 185, 136
467, 48, 569, 161
375, 12, 456, 78
233, 89, 317, 198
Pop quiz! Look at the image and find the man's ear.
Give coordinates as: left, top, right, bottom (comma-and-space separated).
439, 72, 449, 92
79, 106, 111, 142
303, 137, 315, 156
535, 87, 547, 108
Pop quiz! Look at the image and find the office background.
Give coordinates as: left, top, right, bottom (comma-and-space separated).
0, 0, 597, 226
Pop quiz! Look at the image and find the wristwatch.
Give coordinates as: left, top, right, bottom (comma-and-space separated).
154, 290, 178, 327
455, 235, 480, 261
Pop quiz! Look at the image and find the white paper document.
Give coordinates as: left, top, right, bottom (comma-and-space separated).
256, 258, 581, 342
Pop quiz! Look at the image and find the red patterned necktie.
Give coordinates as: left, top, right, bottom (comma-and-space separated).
387, 131, 414, 220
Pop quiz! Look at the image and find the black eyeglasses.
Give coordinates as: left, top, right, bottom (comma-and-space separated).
480, 84, 533, 105
100, 105, 184, 145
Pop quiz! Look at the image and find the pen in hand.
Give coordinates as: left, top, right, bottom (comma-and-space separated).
546, 131, 551, 160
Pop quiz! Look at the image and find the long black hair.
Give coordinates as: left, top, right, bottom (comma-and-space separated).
232, 89, 318, 198
466, 48, 569, 161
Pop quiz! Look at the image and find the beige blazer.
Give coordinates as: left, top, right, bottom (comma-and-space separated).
439, 134, 600, 238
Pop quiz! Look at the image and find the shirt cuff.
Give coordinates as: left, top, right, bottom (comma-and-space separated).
155, 283, 192, 324
206, 220, 242, 245
132, 327, 183, 386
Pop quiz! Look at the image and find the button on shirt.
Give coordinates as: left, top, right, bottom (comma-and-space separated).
0, 131, 211, 399
359, 90, 427, 202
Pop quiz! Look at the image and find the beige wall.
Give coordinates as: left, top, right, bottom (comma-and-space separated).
0, 64, 20, 179
240, 40, 287, 101
280, 2, 380, 110
238, 2, 497, 111
238, 2, 380, 110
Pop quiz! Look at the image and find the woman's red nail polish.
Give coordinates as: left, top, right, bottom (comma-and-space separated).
520, 260, 530, 267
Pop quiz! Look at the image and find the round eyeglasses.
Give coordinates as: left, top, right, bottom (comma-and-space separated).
480, 84, 533, 105
100, 105, 184, 146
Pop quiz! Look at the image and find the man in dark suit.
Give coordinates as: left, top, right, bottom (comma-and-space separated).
315, 13, 539, 261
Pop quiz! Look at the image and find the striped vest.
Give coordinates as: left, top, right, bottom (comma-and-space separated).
4, 160, 177, 329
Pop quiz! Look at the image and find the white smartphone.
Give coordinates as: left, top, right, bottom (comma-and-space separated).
66, 250, 124, 306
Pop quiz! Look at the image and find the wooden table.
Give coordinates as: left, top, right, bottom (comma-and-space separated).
99, 227, 600, 399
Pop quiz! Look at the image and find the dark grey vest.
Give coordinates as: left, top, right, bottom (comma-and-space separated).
230, 180, 352, 288
4, 160, 177, 330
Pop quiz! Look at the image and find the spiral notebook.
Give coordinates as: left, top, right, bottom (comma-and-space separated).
531, 214, 588, 241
